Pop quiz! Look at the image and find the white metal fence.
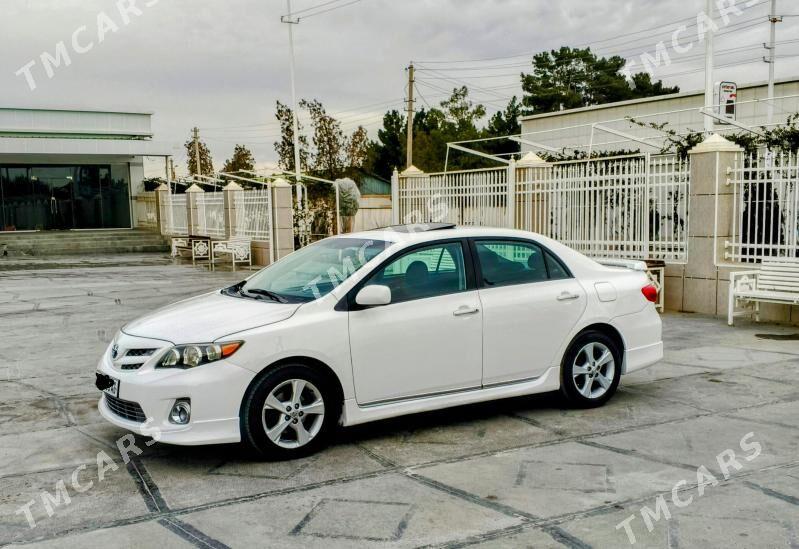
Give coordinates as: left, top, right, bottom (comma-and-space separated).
196, 192, 226, 238
160, 193, 188, 236
395, 153, 690, 263
233, 188, 272, 241
397, 167, 509, 228
727, 152, 799, 263
133, 193, 158, 230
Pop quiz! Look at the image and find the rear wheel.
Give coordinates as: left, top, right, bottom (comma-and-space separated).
241, 363, 340, 459
560, 331, 621, 408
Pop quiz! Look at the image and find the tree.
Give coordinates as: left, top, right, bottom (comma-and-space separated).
301, 99, 346, 180
274, 100, 309, 173
483, 96, 522, 158
184, 137, 214, 176
345, 126, 369, 171
521, 47, 679, 115
221, 144, 256, 174
365, 109, 405, 179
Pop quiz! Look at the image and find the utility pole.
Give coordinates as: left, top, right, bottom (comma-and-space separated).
703, 0, 715, 134
169, 158, 176, 194
283, 0, 303, 208
406, 63, 415, 169
766, 0, 781, 124
192, 127, 201, 176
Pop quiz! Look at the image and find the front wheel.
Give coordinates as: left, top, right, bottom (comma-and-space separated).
560, 331, 621, 408
241, 364, 340, 459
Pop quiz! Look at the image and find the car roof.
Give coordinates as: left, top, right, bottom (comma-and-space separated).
336, 225, 551, 245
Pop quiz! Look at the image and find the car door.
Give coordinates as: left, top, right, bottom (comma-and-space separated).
348, 239, 483, 405
472, 238, 587, 386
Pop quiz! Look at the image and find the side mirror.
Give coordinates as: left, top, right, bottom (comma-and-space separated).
355, 285, 391, 307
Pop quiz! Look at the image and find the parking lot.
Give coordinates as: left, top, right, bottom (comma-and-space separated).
1, 255, 798, 548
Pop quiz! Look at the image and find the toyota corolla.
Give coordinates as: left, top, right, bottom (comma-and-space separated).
96, 224, 662, 458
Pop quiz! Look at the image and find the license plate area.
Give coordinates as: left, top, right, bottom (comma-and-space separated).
95, 372, 119, 398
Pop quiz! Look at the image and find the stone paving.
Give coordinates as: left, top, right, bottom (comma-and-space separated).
0, 254, 798, 548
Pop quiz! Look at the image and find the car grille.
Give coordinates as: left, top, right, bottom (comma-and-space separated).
104, 394, 147, 423
116, 348, 157, 371
125, 348, 156, 357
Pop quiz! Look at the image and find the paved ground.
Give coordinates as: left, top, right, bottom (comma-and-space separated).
1, 254, 798, 548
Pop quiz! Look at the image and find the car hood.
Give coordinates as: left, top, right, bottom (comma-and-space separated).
123, 291, 301, 344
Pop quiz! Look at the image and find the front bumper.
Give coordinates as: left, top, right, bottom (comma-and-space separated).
96, 334, 255, 446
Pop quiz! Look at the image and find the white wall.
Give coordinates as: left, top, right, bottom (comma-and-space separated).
520, 80, 799, 154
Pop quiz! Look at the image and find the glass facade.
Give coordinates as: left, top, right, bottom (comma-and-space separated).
0, 164, 131, 231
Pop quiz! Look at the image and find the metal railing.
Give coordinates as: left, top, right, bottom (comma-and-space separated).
395, 153, 690, 263
195, 192, 226, 238
133, 193, 158, 230
727, 152, 799, 263
160, 193, 188, 236
233, 188, 272, 241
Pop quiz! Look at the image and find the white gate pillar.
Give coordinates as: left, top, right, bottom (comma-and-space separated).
506, 158, 517, 229
185, 184, 205, 236
222, 181, 243, 239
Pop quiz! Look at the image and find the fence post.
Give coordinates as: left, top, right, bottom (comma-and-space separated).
185, 184, 204, 236
643, 153, 651, 260
154, 183, 170, 235
391, 168, 400, 224
678, 134, 743, 315
516, 152, 552, 234
222, 181, 242, 239
506, 158, 516, 229
270, 177, 295, 260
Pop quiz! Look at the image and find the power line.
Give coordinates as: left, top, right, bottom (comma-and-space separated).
299, 0, 363, 20
416, 0, 770, 65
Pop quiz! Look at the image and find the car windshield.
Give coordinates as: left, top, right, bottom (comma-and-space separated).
238, 237, 390, 302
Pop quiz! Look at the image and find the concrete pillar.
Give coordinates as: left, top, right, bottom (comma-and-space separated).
271, 178, 295, 260
222, 181, 243, 239
676, 134, 743, 314
399, 165, 427, 224
154, 183, 170, 235
390, 168, 400, 225
185, 184, 204, 236
506, 158, 517, 228
516, 152, 553, 233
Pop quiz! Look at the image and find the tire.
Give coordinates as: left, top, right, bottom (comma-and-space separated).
559, 330, 622, 408
241, 363, 341, 460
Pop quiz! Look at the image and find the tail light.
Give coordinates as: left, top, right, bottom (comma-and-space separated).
641, 284, 658, 303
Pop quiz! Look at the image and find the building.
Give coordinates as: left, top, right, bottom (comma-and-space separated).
0, 108, 171, 232
519, 78, 799, 155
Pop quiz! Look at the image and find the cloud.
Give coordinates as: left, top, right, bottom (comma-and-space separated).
1, 0, 796, 176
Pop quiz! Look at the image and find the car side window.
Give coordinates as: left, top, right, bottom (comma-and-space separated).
367, 242, 466, 303
475, 240, 569, 287
544, 250, 570, 280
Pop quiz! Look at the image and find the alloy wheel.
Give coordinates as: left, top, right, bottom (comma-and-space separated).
571, 342, 615, 400
261, 379, 325, 449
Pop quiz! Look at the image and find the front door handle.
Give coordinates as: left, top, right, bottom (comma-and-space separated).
453, 306, 480, 317
557, 292, 580, 301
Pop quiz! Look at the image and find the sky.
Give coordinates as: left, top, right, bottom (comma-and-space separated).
3, 0, 798, 176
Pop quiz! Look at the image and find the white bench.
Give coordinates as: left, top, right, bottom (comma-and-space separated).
171, 236, 212, 266
728, 257, 799, 325
210, 238, 252, 271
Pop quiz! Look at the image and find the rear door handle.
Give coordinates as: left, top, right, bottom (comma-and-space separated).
453, 306, 480, 316
557, 292, 580, 301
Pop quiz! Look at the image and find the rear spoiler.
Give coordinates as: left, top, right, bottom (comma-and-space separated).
596, 258, 648, 272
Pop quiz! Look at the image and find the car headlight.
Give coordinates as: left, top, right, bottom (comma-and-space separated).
156, 341, 243, 369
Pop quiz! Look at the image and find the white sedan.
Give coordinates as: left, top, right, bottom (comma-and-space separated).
96, 224, 662, 458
